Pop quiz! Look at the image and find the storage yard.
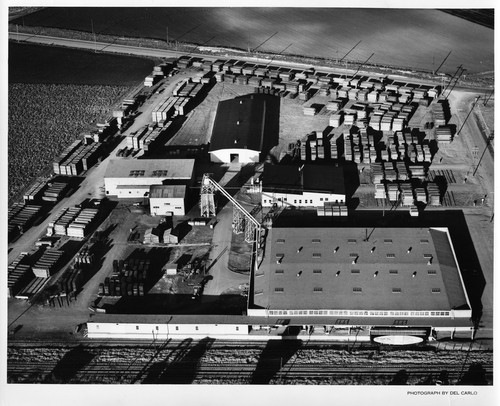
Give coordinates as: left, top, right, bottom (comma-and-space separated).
6, 8, 494, 391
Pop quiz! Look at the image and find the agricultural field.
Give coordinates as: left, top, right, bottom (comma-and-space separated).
12, 7, 494, 74
8, 83, 128, 204
8, 43, 155, 204
9, 43, 155, 85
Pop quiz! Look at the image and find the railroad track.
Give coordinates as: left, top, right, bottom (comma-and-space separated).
8, 338, 493, 384
8, 358, 493, 384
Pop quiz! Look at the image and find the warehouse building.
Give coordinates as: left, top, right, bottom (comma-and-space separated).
248, 226, 472, 338
260, 164, 345, 208
104, 159, 194, 199
149, 185, 188, 216
87, 225, 473, 342
209, 94, 278, 163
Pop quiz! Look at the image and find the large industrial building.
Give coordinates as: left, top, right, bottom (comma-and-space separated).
87, 225, 473, 342
103, 159, 194, 199
259, 164, 345, 208
209, 94, 277, 163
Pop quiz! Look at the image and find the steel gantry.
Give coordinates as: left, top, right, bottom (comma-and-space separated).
200, 174, 262, 243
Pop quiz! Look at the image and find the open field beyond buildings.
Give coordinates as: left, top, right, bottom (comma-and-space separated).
9, 42, 155, 85
8, 83, 130, 204
8, 42, 156, 204
11, 8, 494, 74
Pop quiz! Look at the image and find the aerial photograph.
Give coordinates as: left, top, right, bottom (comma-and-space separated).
3, 4, 496, 405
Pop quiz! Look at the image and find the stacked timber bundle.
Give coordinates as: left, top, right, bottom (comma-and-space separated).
56, 266, 83, 296
32, 249, 64, 278
427, 183, 441, 206
371, 164, 384, 185
99, 259, 150, 297
344, 135, 353, 161
23, 179, 47, 202
432, 102, 447, 126
42, 182, 69, 202
400, 183, 414, 206
303, 106, 317, 116
67, 208, 98, 238
152, 97, 177, 123
369, 114, 381, 131
8, 203, 42, 240
409, 165, 426, 180
144, 75, 156, 87
384, 162, 398, 181
8, 253, 32, 298
387, 184, 399, 202
415, 188, 427, 204
357, 89, 368, 102
344, 114, 355, 126
396, 162, 409, 180
211, 60, 223, 72
416, 144, 425, 162
329, 114, 343, 128
143, 227, 161, 244
15, 278, 49, 300
375, 183, 386, 199
436, 126, 453, 144
422, 145, 432, 162
53, 140, 82, 174
367, 91, 379, 103
50, 206, 81, 236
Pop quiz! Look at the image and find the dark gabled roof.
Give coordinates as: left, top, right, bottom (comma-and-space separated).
209, 94, 268, 153
262, 164, 345, 195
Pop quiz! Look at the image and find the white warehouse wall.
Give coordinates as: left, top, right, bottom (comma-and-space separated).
262, 191, 345, 208
150, 197, 186, 216
210, 148, 260, 164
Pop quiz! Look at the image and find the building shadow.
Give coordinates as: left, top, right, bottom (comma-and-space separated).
44, 345, 95, 383
458, 363, 489, 385
250, 339, 302, 384
143, 337, 215, 384
389, 369, 408, 385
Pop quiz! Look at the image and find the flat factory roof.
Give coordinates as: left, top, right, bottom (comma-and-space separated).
253, 227, 470, 312
104, 159, 194, 180
262, 164, 345, 195
209, 94, 268, 153
149, 185, 187, 199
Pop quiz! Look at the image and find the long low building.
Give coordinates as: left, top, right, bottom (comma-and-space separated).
87, 226, 474, 343
104, 159, 194, 198
260, 164, 345, 208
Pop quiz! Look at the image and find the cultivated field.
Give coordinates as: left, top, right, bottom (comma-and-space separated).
8, 83, 130, 203
9, 42, 155, 85
12, 8, 494, 74
8, 43, 156, 203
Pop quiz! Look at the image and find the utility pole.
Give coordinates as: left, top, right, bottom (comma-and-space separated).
457, 96, 480, 137
434, 50, 452, 75
339, 40, 361, 63
91, 19, 97, 53
483, 89, 494, 106
472, 133, 493, 177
